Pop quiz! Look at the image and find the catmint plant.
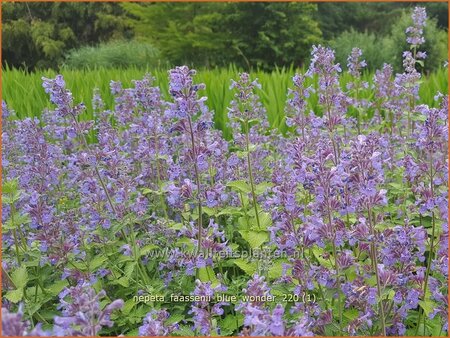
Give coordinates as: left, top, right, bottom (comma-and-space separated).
228, 73, 271, 230
346, 47, 368, 134
189, 280, 228, 335
2, 306, 49, 336
53, 282, 124, 336
1, 6, 447, 337
138, 309, 178, 336
395, 7, 427, 136
166, 66, 208, 253
285, 73, 315, 140
307, 45, 349, 164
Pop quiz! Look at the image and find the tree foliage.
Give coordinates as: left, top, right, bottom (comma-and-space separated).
2, 2, 132, 70
330, 10, 448, 74
317, 2, 448, 39
123, 2, 322, 70
385, 9, 448, 73
2, 2, 447, 71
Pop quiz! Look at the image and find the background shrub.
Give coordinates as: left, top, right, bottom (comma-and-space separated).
331, 10, 448, 73
385, 10, 448, 73
330, 29, 389, 71
1, 2, 132, 70
63, 40, 163, 69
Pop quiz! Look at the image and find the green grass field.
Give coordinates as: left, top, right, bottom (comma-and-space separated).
2, 66, 448, 139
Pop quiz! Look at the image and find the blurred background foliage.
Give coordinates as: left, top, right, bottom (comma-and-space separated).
2, 2, 448, 72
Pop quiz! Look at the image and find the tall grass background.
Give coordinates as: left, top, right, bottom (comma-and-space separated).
3, 66, 448, 139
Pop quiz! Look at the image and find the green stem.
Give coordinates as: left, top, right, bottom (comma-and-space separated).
71, 113, 151, 284
154, 132, 168, 219
416, 153, 436, 335
71, 113, 117, 217
3, 268, 49, 325
307, 248, 329, 310
239, 191, 251, 229
11, 200, 28, 251
129, 225, 151, 285
12, 229, 21, 266
331, 241, 343, 331
187, 115, 203, 253
10, 201, 21, 266
367, 207, 386, 336
244, 121, 261, 229
355, 83, 361, 135
326, 202, 343, 331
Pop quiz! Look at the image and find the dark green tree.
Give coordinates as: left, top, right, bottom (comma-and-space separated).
123, 2, 322, 70
2, 2, 132, 70
317, 2, 448, 40
223, 2, 322, 69
123, 3, 230, 67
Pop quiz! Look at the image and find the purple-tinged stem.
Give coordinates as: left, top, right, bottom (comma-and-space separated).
187, 115, 203, 253
244, 121, 261, 230
367, 206, 386, 336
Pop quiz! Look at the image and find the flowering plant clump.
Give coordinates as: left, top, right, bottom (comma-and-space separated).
1, 7, 448, 337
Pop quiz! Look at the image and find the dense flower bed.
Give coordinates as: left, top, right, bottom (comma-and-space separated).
2, 7, 448, 337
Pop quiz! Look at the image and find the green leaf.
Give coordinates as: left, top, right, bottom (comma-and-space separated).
5, 288, 24, 303
169, 222, 184, 231
165, 313, 184, 325
15, 213, 31, 226
419, 300, 436, 317
217, 207, 242, 216
255, 182, 273, 195
257, 212, 272, 230
142, 188, 157, 195
90, 255, 107, 271
388, 182, 405, 191
238, 216, 250, 229
3, 218, 16, 231
220, 314, 243, 335
115, 277, 130, 287
202, 207, 216, 216
382, 288, 396, 300
173, 325, 195, 336
23, 259, 41, 268
366, 275, 377, 287
124, 262, 137, 277
126, 329, 139, 336
27, 300, 44, 315
343, 308, 359, 321
413, 113, 428, 122
47, 279, 69, 296
198, 266, 219, 286
268, 260, 286, 280
140, 244, 159, 256
2, 178, 19, 194
239, 230, 268, 249
312, 248, 333, 269
121, 299, 136, 315
111, 221, 127, 235
227, 180, 251, 194
344, 266, 357, 281
11, 266, 28, 289
176, 237, 195, 249
3, 213, 31, 230
2, 191, 21, 205
248, 118, 261, 126
233, 258, 257, 276
248, 144, 257, 152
